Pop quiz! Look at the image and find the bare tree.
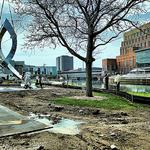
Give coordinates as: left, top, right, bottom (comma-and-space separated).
11, 0, 148, 96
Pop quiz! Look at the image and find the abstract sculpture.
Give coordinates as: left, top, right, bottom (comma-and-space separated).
0, 19, 22, 79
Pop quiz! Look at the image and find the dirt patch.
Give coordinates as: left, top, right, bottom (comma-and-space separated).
0, 86, 149, 150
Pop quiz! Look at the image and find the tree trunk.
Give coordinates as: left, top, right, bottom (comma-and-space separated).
86, 61, 93, 97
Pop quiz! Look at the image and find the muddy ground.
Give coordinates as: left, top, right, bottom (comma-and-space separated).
0, 86, 149, 150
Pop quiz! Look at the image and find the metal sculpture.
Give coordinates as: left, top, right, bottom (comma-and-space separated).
0, 19, 22, 79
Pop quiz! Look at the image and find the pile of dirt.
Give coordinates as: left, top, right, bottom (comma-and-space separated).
0, 86, 149, 150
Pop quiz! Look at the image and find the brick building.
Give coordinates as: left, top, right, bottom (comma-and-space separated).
102, 59, 117, 74
116, 47, 136, 74
116, 22, 150, 74
102, 22, 150, 74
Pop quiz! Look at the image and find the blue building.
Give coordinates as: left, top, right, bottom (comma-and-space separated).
56, 55, 73, 72
24, 65, 57, 77
135, 48, 150, 67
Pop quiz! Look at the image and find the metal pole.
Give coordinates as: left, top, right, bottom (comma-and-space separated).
9, 4, 15, 30
0, 0, 5, 25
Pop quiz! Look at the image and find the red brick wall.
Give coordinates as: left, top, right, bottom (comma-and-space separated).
116, 48, 136, 74
102, 59, 117, 74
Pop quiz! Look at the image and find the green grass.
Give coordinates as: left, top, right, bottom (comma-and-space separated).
128, 91, 150, 98
51, 92, 149, 110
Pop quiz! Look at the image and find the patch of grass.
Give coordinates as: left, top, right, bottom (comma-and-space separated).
51, 92, 149, 110
127, 91, 150, 98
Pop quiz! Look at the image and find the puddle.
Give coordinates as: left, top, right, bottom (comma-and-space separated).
0, 83, 39, 92
28, 113, 84, 135
49, 119, 83, 135
20, 83, 37, 89
0, 106, 84, 137
0, 106, 49, 137
0, 87, 26, 92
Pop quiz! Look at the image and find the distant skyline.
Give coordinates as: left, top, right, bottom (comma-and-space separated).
1, 1, 150, 69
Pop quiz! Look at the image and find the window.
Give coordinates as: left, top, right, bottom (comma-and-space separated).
144, 42, 147, 47
132, 39, 134, 43
130, 60, 133, 66
124, 61, 127, 67
138, 37, 140, 42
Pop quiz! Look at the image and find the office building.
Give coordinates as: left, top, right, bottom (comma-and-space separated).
116, 22, 150, 73
102, 59, 117, 74
59, 67, 102, 80
102, 22, 150, 74
56, 55, 73, 72
116, 47, 136, 74
2, 60, 25, 75
24, 65, 57, 77
135, 47, 150, 67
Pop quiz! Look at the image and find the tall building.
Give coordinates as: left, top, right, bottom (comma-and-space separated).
116, 47, 136, 74
135, 47, 150, 67
56, 57, 61, 72
116, 22, 150, 74
56, 55, 73, 72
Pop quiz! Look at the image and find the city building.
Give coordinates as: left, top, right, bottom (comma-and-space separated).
116, 22, 150, 74
1, 60, 25, 75
59, 67, 102, 81
116, 47, 136, 74
24, 65, 57, 77
135, 47, 150, 67
56, 55, 73, 72
102, 22, 150, 74
102, 58, 117, 74
11, 61, 25, 75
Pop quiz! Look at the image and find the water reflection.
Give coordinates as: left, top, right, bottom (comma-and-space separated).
69, 80, 150, 93
120, 84, 150, 93
49, 119, 84, 135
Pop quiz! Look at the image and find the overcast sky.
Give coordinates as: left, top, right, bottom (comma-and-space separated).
1, 1, 150, 69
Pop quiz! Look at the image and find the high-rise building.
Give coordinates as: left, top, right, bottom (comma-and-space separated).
56, 57, 61, 72
116, 22, 150, 74
56, 55, 73, 72
135, 47, 150, 67
102, 22, 150, 74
